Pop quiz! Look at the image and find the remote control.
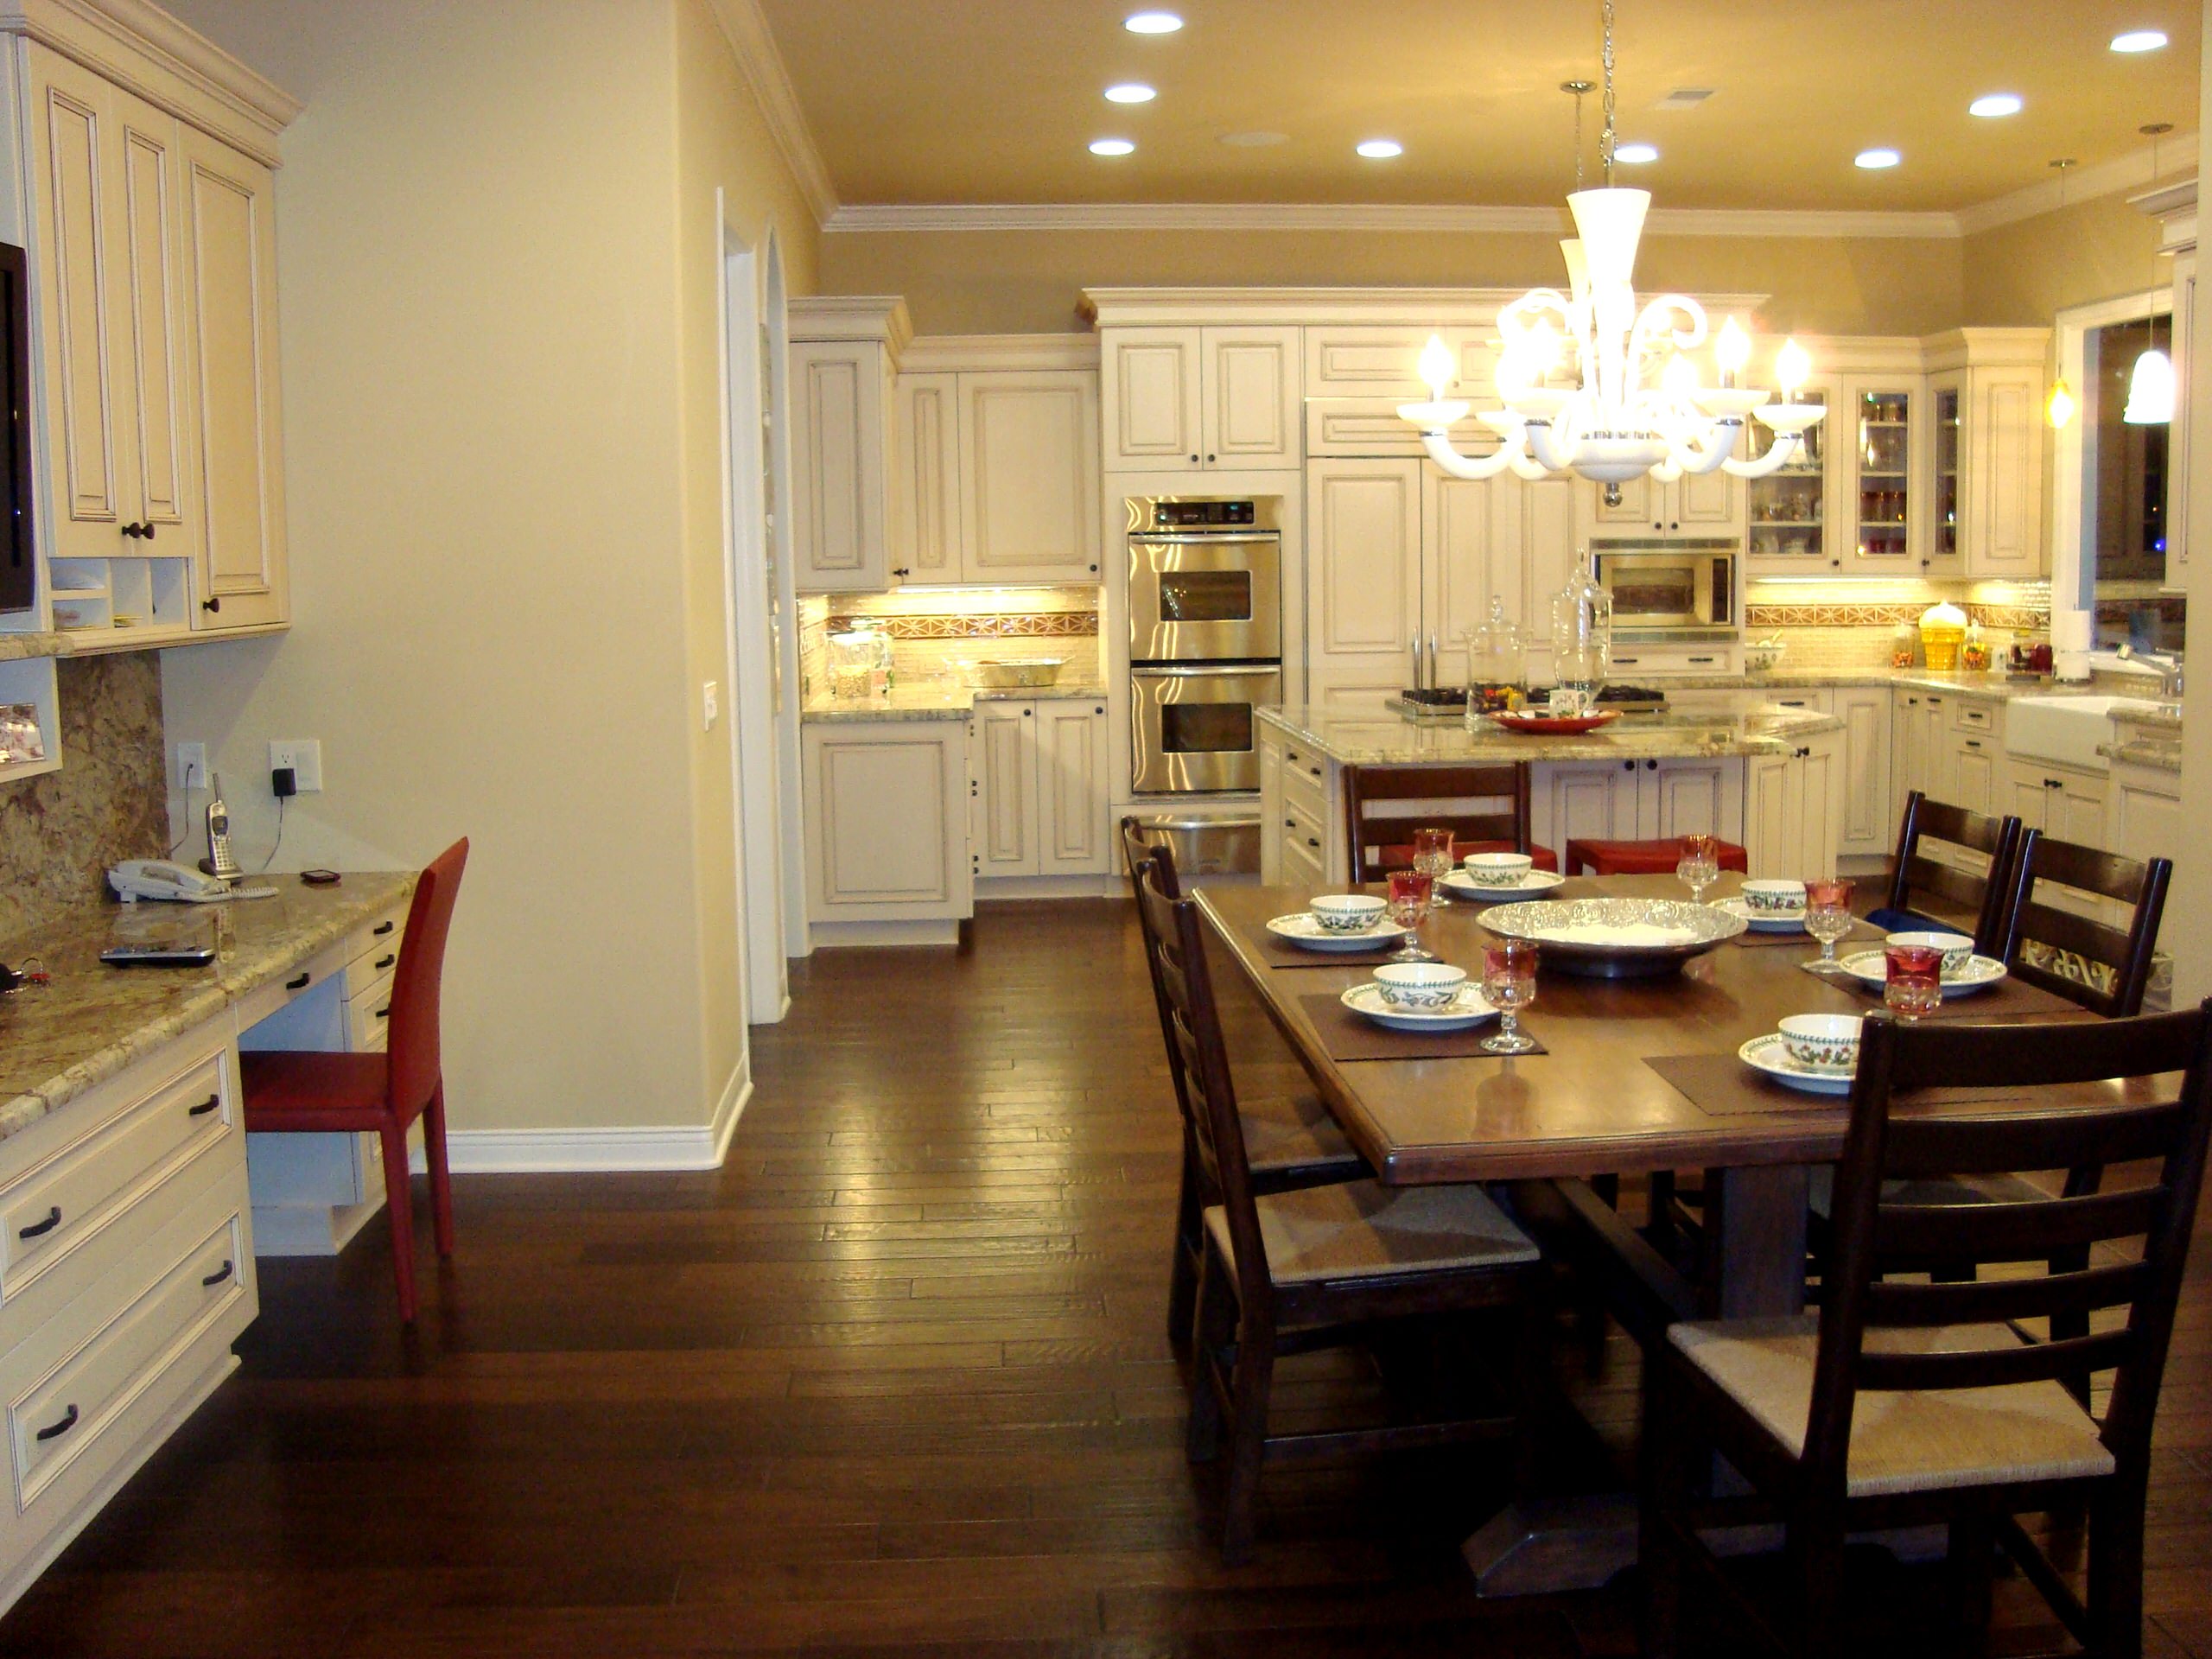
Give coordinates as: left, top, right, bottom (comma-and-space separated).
99, 944, 218, 968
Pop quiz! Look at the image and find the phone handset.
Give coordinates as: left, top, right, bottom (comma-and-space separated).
202, 775, 241, 882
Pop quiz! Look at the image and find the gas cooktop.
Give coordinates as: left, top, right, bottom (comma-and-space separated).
1390, 684, 1671, 720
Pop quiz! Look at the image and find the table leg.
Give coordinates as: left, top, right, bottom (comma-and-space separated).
1707, 1164, 1809, 1319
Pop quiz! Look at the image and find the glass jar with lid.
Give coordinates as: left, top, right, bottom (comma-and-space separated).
1548, 549, 1612, 703
1465, 596, 1527, 721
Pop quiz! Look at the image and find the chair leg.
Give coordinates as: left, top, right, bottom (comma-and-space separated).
1639, 1359, 1690, 1659
1219, 1309, 1276, 1565
1788, 1510, 1849, 1659
1185, 1246, 1230, 1465
2087, 1479, 2146, 1659
1166, 1128, 1202, 1352
423, 1083, 456, 1259
1949, 1515, 1994, 1654
379, 1122, 418, 1323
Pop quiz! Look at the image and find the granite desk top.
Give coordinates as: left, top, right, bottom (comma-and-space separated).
1257, 705, 1843, 766
0, 872, 415, 1141
2101, 737, 2183, 775
801, 682, 1109, 723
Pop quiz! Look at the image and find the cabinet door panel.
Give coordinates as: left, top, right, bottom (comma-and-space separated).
1743, 753, 1794, 879
1836, 690, 1893, 855
1796, 737, 1844, 876
892, 372, 961, 583
791, 342, 887, 592
118, 93, 187, 539
1203, 327, 1300, 468
805, 728, 969, 920
1950, 736, 1998, 817
1539, 762, 1639, 849
1587, 474, 1656, 530
959, 372, 1100, 583
1307, 461, 1421, 701
973, 703, 1035, 876
1103, 328, 1199, 469
1422, 471, 1497, 688
1038, 703, 1109, 874
1650, 760, 1727, 842
177, 124, 284, 629
1972, 373, 2041, 576
1675, 469, 1742, 533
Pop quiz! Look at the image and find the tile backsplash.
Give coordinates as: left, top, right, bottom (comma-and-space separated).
802, 585, 1103, 696
1744, 576, 2052, 669
0, 653, 167, 938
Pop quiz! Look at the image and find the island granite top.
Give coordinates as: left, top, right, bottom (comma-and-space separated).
1257, 704, 1844, 766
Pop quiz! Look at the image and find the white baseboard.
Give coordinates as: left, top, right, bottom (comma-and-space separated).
413, 1052, 753, 1174
976, 874, 1121, 900
809, 918, 963, 947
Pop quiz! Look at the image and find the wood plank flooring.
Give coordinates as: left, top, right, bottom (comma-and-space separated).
2, 898, 2207, 1656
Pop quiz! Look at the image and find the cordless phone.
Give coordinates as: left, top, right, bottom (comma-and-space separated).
200, 776, 241, 883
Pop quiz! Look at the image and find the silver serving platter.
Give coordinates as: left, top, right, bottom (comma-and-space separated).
1479, 896, 1748, 979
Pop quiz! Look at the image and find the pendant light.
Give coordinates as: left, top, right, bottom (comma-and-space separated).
2045, 160, 2077, 429
2124, 124, 2175, 427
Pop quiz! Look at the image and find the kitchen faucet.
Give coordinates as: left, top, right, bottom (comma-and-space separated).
2117, 644, 2185, 700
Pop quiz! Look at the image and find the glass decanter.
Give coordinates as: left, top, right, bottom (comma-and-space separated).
1464, 596, 1527, 727
1549, 547, 1613, 705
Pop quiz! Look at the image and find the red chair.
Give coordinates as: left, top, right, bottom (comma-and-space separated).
241, 840, 468, 1322
1563, 835, 1748, 878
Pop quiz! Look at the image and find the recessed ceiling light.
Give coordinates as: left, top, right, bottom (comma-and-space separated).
1219, 130, 1289, 147
1969, 92, 2024, 118
2110, 29, 2168, 52
1855, 148, 1901, 170
1356, 138, 1403, 159
1090, 138, 1136, 156
1124, 10, 1183, 33
1614, 142, 1659, 164
1105, 83, 1156, 104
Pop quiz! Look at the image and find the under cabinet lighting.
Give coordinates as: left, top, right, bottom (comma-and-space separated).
1357, 138, 1403, 158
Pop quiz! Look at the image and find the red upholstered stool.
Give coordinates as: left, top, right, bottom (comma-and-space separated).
1564, 836, 1749, 877
241, 840, 468, 1322
1376, 837, 1560, 873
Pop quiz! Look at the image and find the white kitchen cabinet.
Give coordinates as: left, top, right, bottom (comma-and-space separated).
792, 339, 897, 594
958, 372, 1102, 584
24, 38, 289, 643
804, 721, 973, 925
1534, 756, 1743, 854
1576, 469, 1744, 541
1924, 331, 2049, 580
890, 372, 961, 583
1893, 690, 1951, 804
1948, 724, 2001, 817
969, 700, 1111, 880
2003, 757, 2110, 847
1423, 468, 1573, 687
1306, 458, 1422, 709
1744, 376, 1842, 575
1833, 687, 1895, 857
1101, 325, 1300, 472
1743, 728, 1845, 878
2108, 763, 2182, 879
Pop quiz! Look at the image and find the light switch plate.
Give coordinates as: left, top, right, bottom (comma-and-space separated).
173, 741, 207, 791
267, 739, 323, 792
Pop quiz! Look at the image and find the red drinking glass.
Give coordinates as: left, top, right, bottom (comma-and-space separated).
1883, 943, 1944, 1020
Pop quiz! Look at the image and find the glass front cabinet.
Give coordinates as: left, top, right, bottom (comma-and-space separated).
1742, 376, 1836, 575
1840, 378, 1918, 569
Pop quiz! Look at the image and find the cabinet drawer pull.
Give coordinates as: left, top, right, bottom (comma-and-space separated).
201, 1260, 234, 1288
1622, 760, 1636, 772
35, 1405, 78, 1443
374, 1007, 391, 1020
1644, 759, 1658, 770
188, 1094, 219, 1117
17, 1206, 60, 1240
1963, 738, 1982, 750
373, 954, 397, 972
1307, 766, 1321, 779
286, 972, 311, 990
201, 594, 220, 614
1306, 837, 1320, 849
1285, 818, 1297, 829
373, 922, 396, 938
1689, 655, 1716, 664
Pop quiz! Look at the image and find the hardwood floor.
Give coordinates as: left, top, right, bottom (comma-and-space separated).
3, 898, 2207, 1656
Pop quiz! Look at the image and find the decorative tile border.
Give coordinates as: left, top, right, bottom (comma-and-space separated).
827, 610, 1100, 641
1746, 601, 2050, 632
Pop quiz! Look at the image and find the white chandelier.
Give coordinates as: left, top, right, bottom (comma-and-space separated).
1398, 2, 1823, 486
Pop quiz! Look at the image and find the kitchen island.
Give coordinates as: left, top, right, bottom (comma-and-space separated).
1258, 704, 1845, 886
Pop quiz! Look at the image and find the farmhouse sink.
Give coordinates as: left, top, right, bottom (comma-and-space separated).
2003, 696, 2170, 773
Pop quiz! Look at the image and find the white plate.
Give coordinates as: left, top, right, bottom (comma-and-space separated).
1834, 950, 2008, 995
1442, 868, 1567, 901
1713, 896, 1808, 933
1738, 1033, 1853, 1096
1340, 982, 1501, 1032
1265, 912, 1411, 952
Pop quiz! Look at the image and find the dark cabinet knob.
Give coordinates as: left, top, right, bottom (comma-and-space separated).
1644, 759, 1658, 770
120, 520, 156, 540
891, 567, 910, 578
1205, 454, 1216, 463
1189, 454, 1199, 463
201, 595, 221, 613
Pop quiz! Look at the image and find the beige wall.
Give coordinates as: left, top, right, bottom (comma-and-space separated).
159, 0, 819, 1141
1961, 191, 2171, 327
818, 226, 1966, 337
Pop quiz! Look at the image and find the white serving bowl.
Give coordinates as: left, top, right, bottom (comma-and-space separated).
1310, 893, 1388, 934
1741, 879, 1807, 913
1778, 1013, 1863, 1073
1885, 930, 1975, 976
1464, 850, 1534, 884
1371, 961, 1468, 1009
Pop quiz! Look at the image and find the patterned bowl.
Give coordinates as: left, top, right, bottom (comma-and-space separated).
1741, 879, 1808, 913
1371, 961, 1468, 1009
1885, 930, 1975, 976
1309, 894, 1388, 934
1479, 896, 1747, 978
1778, 1013, 1863, 1073
1464, 851, 1534, 883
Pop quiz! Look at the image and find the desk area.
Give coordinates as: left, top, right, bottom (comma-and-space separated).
0, 873, 410, 1613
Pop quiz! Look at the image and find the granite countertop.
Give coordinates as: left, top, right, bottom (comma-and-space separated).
0, 872, 415, 1140
2101, 737, 2183, 775
0, 632, 73, 663
2109, 702, 2183, 732
1258, 704, 1843, 766
801, 681, 1109, 723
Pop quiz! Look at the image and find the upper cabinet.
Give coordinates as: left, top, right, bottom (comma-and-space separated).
15, 13, 296, 648
789, 298, 909, 595
1576, 468, 1744, 543
957, 370, 1101, 584
1923, 330, 2049, 580
1101, 325, 1300, 472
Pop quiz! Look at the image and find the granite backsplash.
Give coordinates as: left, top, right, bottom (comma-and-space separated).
0, 653, 167, 939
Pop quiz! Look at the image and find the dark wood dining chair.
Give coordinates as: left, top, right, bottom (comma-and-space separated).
1343, 762, 1557, 880
1119, 820, 1366, 1350
1643, 1002, 2212, 1659
1997, 831, 2171, 1020
1866, 791, 2023, 952
1135, 858, 1551, 1562
240, 839, 468, 1323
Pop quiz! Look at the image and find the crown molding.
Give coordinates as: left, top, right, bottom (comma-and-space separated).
824, 200, 1960, 239
899, 333, 1097, 372
2132, 178, 2197, 257
1955, 143, 2199, 237
705, 0, 838, 226
1081, 286, 1773, 329
0, 0, 299, 164
787, 295, 912, 353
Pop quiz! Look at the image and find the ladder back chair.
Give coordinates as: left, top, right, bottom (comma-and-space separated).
1868, 791, 2024, 953
1644, 1003, 2212, 1659
1119, 820, 1364, 1351
1343, 763, 1557, 881
1135, 858, 1551, 1562
1998, 831, 2171, 1020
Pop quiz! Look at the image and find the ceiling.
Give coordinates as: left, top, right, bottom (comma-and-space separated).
755, 0, 2201, 213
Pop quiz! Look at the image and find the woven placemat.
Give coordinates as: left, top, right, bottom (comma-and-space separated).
1299, 991, 1548, 1062
1644, 1052, 1845, 1116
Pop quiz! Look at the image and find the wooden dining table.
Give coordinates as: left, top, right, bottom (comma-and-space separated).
1192, 871, 2098, 1595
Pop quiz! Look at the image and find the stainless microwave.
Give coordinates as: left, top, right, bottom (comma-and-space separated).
1590, 542, 1737, 642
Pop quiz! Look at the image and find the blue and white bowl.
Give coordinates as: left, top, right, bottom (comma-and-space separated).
1309, 893, 1387, 934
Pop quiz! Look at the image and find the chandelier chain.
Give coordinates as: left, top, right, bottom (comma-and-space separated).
1573, 86, 1584, 192
1599, 0, 1618, 184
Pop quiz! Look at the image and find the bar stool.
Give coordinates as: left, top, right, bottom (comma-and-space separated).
240, 839, 468, 1322
1563, 836, 1748, 877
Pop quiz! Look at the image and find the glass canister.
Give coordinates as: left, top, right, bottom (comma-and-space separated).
1548, 549, 1612, 703
1464, 596, 1527, 721
827, 628, 893, 699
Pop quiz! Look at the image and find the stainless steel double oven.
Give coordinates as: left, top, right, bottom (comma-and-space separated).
1127, 497, 1282, 798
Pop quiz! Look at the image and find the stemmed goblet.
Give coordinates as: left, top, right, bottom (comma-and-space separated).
1676, 833, 1720, 906
1480, 938, 1540, 1055
1386, 869, 1436, 963
1413, 826, 1456, 906
1803, 877, 1857, 971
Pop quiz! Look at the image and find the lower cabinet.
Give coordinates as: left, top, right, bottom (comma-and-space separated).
2002, 757, 2113, 914
971, 699, 1111, 880
1744, 729, 1845, 878
1834, 688, 1895, 857
1531, 757, 1742, 853
804, 721, 975, 925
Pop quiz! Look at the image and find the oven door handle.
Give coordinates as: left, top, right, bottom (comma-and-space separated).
1135, 664, 1283, 678
1129, 533, 1281, 547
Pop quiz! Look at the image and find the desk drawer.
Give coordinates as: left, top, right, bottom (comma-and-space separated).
1281, 794, 1331, 875
1281, 747, 1329, 823
344, 938, 402, 999
0, 1053, 233, 1305
1953, 701, 1998, 734
343, 974, 394, 1051
9, 1209, 245, 1512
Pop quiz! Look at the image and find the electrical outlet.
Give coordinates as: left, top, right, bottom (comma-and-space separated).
173, 742, 207, 791
702, 681, 721, 730
266, 739, 323, 792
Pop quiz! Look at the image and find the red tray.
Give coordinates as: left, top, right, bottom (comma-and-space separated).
1486, 709, 1622, 735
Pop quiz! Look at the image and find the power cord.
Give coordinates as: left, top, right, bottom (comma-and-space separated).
168, 765, 199, 858
260, 795, 285, 873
